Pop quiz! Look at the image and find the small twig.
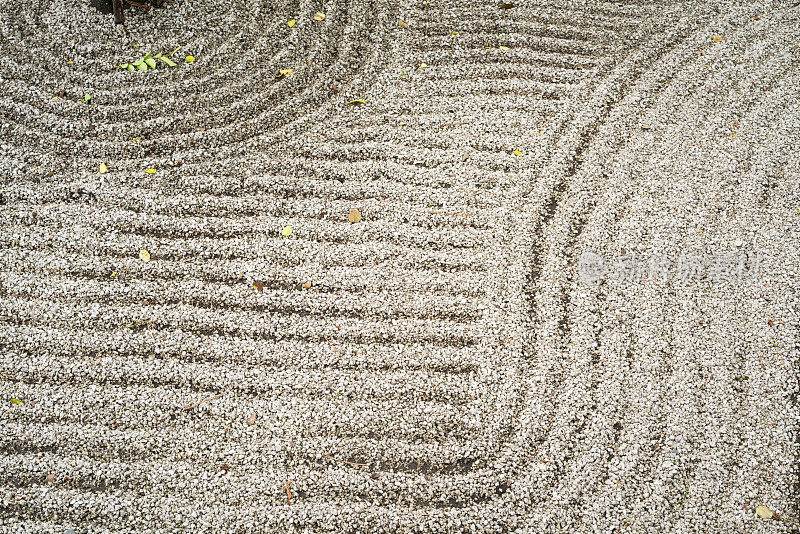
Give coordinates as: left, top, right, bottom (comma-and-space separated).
322, 454, 367, 466
285, 479, 293, 505
425, 211, 470, 216
438, 121, 475, 128
183, 394, 222, 411
0, 374, 29, 383
123, 0, 151, 9
124, 319, 156, 329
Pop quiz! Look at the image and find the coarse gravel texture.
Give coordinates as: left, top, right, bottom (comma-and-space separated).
1, 0, 799, 532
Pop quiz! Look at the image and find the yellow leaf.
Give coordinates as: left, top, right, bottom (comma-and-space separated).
755, 506, 773, 519
348, 209, 362, 223
185, 55, 195, 63
302, 282, 312, 289
145, 168, 157, 174
287, 19, 296, 27
499, 46, 510, 50
398, 19, 409, 29
450, 31, 459, 35
139, 249, 151, 261
281, 225, 293, 236
99, 162, 108, 174
513, 150, 522, 156
712, 35, 723, 42
419, 62, 427, 68
280, 68, 293, 76
314, 12, 325, 21
347, 99, 366, 105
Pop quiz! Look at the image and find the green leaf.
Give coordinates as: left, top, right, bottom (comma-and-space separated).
161, 56, 177, 67
152, 53, 163, 59
119, 63, 129, 69
137, 62, 148, 71
281, 225, 293, 237
84, 93, 92, 102
166, 45, 182, 57
144, 57, 157, 69
127, 64, 135, 71
10, 398, 23, 405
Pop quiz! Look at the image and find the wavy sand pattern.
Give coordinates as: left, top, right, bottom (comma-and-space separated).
1, 0, 798, 532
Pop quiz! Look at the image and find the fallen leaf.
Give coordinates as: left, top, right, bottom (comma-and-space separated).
220, 463, 230, 472
712, 35, 723, 42
160, 56, 178, 67
139, 249, 151, 261
419, 62, 427, 68
287, 19, 296, 27
755, 505, 773, 519
513, 150, 522, 156
314, 12, 325, 21
84, 93, 92, 102
185, 55, 195, 63
145, 168, 157, 174
253, 280, 264, 292
302, 282, 312, 289
247, 414, 256, 425
348, 209, 362, 223
499, 46, 510, 50
499, 3, 516, 8
45, 474, 55, 483
398, 19, 409, 29
347, 99, 366, 105
280, 68, 293, 76
10, 398, 23, 405
281, 225, 293, 236
99, 162, 108, 174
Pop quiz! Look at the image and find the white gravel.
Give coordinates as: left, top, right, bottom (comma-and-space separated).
1, 0, 798, 532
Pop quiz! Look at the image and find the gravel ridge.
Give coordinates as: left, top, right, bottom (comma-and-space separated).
1, 0, 798, 532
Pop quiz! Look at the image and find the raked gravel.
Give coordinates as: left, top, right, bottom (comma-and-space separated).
1, 0, 799, 532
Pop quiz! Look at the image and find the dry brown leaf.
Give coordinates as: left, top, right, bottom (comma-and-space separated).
247, 414, 256, 425
45, 473, 55, 484
398, 19, 409, 29
712, 35, 723, 42
253, 280, 264, 292
348, 209, 362, 223
302, 282, 312, 289
314, 12, 325, 21
499, 3, 516, 8
755, 505, 773, 519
